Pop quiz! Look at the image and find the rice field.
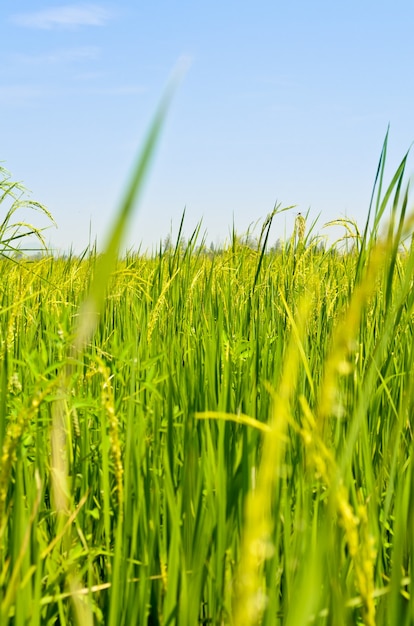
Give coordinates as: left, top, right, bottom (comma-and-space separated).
1, 114, 414, 623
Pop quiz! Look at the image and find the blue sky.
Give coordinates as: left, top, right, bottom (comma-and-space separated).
1, 1, 414, 253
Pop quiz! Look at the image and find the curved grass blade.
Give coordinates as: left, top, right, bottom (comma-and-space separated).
74, 73, 181, 353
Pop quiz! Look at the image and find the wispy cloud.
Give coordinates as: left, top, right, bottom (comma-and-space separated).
0, 85, 45, 106
13, 46, 101, 66
0, 83, 147, 107
88, 85, 147, 96
11, 4, 112, 30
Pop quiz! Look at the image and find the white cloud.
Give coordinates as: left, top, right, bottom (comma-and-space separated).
0, 85, 44, 106
89, 85, 147, 96
13, 46, 101, 65
11, 4, 111, 30
0, 83, 147, 107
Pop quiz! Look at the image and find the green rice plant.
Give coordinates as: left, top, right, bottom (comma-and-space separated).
0, 165, 55, 257
230, 291, 313, 626
1, 116, 414, 626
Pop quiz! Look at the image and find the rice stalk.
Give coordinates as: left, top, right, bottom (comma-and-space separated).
231, 292, 312, 626
98, 359, 124, 514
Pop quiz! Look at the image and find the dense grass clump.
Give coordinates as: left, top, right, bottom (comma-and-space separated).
0, 194, 414, 625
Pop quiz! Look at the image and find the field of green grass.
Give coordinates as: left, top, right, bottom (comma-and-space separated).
1, 110, 414, 624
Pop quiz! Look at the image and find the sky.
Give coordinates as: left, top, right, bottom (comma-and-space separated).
1, 1, 414, 254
